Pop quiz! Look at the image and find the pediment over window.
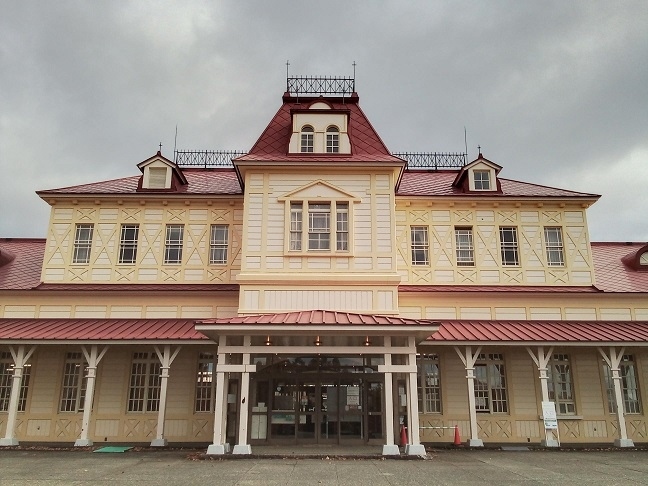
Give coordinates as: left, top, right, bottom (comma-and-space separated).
453, 154, 502, 192
278, 180, 361, 202
136, 151, 187, 191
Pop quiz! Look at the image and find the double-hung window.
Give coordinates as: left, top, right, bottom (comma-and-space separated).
547, 354, 575, 414
455, 227, 475, 266
0, 351, 31, 412
544, 227, 565, 266
209, 225, 229, 264
300, 126, 314, 153
417, 354, 441, 413
474, 353, 508, 413
326, 126, 339, 153
59, 352, 88, 413
290, 203, 303, 251
72, 224, 94, 264
603, 355, 641, 414
336, 203, 349, 250
127, 352, 161, 413
499, 227, 519, 266
411, 226, 429, 265
309, 203, 331, 250
164, 224, 184, 264
195, 352, 215, 412
118, 224, 139, 264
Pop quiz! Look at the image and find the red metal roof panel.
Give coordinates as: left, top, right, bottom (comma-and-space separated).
198, 309, 438, 326
0, 239, 45, 290
428, 320, 648, 343
0, 318, 208, 341
397, 171, 599, 198
37, 170, 242, 196
591, 242, 648, 292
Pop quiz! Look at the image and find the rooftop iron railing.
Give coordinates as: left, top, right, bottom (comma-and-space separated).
174, 150, 468, 169
287, 76, 355, 96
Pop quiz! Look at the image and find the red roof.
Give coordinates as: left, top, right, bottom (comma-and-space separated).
428, 320, 648, 344
235, 95, 404, 164
0, 318, 207, 341
198, 309, 437, 326
0, 239, 44, 290
37, 169, 242, 196
397, 171, 599, 198
591, 242, 648, 292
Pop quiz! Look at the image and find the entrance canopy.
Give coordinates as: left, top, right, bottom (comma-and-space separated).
425, 320, 648, 347
196, 309, 440, 344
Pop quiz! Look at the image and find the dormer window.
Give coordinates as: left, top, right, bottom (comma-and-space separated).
473, 170, 491, 190
641, 252, 648, 266
300, 126, 314, 153
326, 126, 339, 153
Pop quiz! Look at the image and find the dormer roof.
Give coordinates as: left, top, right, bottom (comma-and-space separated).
234, 93, 404, 165
452, 153, 502, 189
136, 151, 188, 189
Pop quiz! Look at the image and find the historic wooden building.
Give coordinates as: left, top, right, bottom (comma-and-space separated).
1, 77, 647, 455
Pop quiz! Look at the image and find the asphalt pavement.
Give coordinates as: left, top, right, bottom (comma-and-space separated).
0, 448, 646, 485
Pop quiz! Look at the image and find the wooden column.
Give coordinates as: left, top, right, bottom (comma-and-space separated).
454, 345, 483, 447
405, 337, 426, 456
0, 345, 35, 446
526, 346, 558, 447
75, 345, 109, 447
207, 337, 230, 455
381, 337, 399, 455
232, 336, 252, 455
598, 346, 634, 447
151, 345, 181, 447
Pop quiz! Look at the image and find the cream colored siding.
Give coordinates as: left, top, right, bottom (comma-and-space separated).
508, 350, 537, 415
574, 353, 605, 416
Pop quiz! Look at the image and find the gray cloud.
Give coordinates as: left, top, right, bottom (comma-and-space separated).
1, 0, 646, 241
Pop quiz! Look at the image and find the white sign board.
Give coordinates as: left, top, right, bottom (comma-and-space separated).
542, 401, 558, 430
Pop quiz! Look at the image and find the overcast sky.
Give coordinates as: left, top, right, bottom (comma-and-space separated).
1, 1, 647, 241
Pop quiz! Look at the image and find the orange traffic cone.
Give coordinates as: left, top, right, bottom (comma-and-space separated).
453, 425, 461, 446
400, 424, 408, 446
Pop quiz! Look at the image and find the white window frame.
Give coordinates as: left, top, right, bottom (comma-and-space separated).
118, 224, 139, 264
411, 226, 429, 266
287, 200, 351, 255
544, 227, 565, 266
603, 355, 642, 414
59, 352, 88, 413
474, 353, 509, 413
547, 353, 576, 415
209, 225, 229, 265
164, 224, 184, 264
499, 226, 519, 266
195, 352, 216, 413
455, 227, 475, 266
72, 223, 94, 264
417, 354, 441, 413
473, 170, 491, 190
300, 126, 314, 153
326, 126, 340, 153
0, 351, 31, 412
127, 352, 161, 413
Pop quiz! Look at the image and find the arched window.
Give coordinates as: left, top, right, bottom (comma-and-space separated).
326, 126, 339, 153
300, 126, 314, 153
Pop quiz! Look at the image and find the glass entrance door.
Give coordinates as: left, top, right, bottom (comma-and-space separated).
249, 356, 385, 445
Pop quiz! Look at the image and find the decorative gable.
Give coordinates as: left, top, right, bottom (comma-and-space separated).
278, 180, 360, 202
136, 151, 187, 191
